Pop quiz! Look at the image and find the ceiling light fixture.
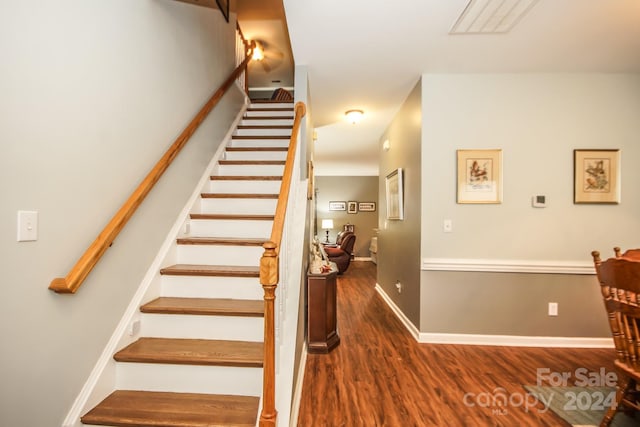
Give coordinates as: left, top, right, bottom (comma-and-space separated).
252, 42, 264, 61
450, 0, 539, 34
345, 109, 364, 124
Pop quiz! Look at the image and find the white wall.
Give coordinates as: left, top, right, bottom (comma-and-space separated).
0, 1, 243, 425
421, 73, 640, 262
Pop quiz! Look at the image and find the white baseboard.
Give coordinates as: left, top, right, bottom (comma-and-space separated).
374, 284, 420, 340
289, 345, 308, 427
375, 283, 613, 349
353, 257, 372, 262
418, 333, 613, 348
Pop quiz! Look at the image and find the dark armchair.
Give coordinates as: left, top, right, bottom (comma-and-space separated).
323, 231, 356, 274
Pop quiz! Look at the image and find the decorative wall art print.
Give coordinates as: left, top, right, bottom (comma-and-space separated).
574, 149, 620, 204
385, 168, 404, 220
347, 201, 358, 214
329, 201, 346, 211
456, 149, 502, 204
358, 202, 376, 212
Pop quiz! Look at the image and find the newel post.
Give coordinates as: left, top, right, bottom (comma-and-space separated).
259, 241, 279, 427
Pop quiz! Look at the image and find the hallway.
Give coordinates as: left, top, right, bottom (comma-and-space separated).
297, 261, 615, 426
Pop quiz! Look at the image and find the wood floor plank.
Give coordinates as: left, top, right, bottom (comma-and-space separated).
81, 390, 259, 427
114, 337, 263, 367
297, 261, 616, 427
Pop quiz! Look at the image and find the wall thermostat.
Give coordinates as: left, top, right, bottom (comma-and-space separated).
532, 195, 546, 208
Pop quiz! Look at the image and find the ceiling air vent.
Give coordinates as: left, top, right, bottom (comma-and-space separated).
450, 0, 539, 34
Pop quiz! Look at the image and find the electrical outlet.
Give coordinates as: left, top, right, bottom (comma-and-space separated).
548, 302, 558, 316
129, 319, 141, 336
443, 219, 453, 233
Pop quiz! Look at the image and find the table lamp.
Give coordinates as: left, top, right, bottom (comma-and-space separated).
321, 219, 334, 243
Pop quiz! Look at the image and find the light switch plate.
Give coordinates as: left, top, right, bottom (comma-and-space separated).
17, 210, 38, 242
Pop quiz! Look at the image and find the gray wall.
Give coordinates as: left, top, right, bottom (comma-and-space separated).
0, 2, 243, 425
315, 176, 379, 258
377, 80, 422, 327
419, 73, 640, 336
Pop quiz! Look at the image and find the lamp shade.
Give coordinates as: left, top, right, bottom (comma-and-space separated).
321, 219, 334, 230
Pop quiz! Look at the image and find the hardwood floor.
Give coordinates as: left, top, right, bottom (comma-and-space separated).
297, 261, 615, 426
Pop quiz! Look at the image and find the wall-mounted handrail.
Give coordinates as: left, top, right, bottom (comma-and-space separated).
49, 45, 254, 295
259, 101, 306, 426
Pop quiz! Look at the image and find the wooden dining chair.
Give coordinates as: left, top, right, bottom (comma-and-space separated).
614, 246, 640, 260
592, 250, 640, 426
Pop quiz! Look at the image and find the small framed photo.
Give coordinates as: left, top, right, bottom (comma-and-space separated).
385, 168, 404, 220
358, 202, 376, 212
347, 201, 358, 214
457, 149, 502, 204
574, 149, 620, 204
329, 201, 346, 211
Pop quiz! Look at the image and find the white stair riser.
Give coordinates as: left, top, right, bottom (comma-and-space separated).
218, 164, 284, 175
208, 180, 282, 194
140, 313, 263, 342
161, 275, 263, 300
241, 118, 293, 126
199, 198, 277, 215
234, 128, 292, 137
177, 244, 264, 266
224, 151, 287, 161
245, 110, 293, 118
229, 139, 289, 148
250, 103, 293, 109
116, 363, 262, 396
189, 219, 273, 238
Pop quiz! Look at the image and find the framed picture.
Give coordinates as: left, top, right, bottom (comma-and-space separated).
574, 149, 620, 204
457, 149, 502, 204
385, 168, 404, 220
215, 0, 229, 22
358, 202, 376, 212
347, 201, 358, 214
329, 201, 346, 211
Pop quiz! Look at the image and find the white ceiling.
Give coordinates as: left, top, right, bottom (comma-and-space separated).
282, 0, 640, 176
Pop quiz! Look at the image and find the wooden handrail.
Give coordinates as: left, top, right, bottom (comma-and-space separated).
259, 101, 306, 427
49, 48, 254, 295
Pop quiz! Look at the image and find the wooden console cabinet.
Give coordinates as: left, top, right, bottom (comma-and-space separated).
307, 268, 340, 354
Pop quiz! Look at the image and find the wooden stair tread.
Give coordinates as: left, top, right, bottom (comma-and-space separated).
201, 193, 279, 199
189, 213, 274, 220
160, 264, 260, 277
210, 175, 282, 181
247, 107, 293, 112
231, 135, 290, 140
241, 115, 294, 120
226, 146, 288, 152
141, 297, 264, 317
237, 125, 292, 129
177, 237, 267, 246
219, 160, 285, 165
114, 337, 263, 367
81, 390, 259, 427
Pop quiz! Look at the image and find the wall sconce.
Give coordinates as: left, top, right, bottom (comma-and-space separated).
252, 42, 264, 61
345, 109, 364, 124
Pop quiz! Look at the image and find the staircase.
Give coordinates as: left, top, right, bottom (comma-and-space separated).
80, 100, 295, 427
